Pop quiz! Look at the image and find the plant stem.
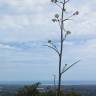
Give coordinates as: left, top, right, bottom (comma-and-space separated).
57, 1, 65, 96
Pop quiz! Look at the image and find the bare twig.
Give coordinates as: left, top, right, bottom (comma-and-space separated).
65, 0, 70, 3
61, 60, 80, 75
63, 18, 72, 22
43, 44, 60, 55
57, 1, 63, 4
50, 42, 58, 50
63, 33, 67, 41
55, 3, 62, 9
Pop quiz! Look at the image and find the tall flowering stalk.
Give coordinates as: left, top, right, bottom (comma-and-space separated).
44, 0, 80, 96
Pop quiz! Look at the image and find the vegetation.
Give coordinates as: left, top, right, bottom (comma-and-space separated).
1, 83, 96, 96
16, 82, 81, 96
44, 0, 80, 96
66, 92, 81, 96
16, 82, 40, 96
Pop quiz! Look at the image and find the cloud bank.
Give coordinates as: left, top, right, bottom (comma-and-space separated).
0, 0, 96, 81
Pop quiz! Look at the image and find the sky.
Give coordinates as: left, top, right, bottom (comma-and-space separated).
0, 0, 96, 82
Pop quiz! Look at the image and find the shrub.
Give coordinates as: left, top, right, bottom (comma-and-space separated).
16, 82, 40, 96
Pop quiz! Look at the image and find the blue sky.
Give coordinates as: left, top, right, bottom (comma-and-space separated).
0, 0, 96, 81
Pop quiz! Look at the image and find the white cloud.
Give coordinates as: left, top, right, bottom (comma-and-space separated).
0, 0, 50, 13
0, 0, 96, 80
1, 0, 95, 42
0, 43, 15, 49
65, 5, 96, 39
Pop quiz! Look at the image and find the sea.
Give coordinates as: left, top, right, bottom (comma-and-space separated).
0, 81, 96, 96
0, 80, 96, 85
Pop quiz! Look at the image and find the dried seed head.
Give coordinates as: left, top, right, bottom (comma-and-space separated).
55, 14, 59, 18
63, 8, 66, 11
51, 0, 57, 3
66, 31, 71, 35
48, 40, 52, 43
73, 11, 79, 15
65, 64, 67, 66
52, 18, 57, 22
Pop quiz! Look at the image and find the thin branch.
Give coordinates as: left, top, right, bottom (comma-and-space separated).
43, 44, 60, 55
63, 33, 67, 41
57, 1, 63, 4
65, 0, 70, 3
65, 12, 77, 20
63, 18, 72, 22
56, 0, 69, 10
57, 19, 66, 41
57, 19, 62, 31
55, 3, 62, 10
62, 64, 67, 74
51, 42, 59, 52
61, 60, 80, 75
57, 19, 67, 41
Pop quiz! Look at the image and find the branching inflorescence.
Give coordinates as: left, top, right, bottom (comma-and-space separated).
44, 0, 80, 96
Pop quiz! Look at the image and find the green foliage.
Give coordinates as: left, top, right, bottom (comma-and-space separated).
66, 92, 81, 96
46, 90, 56, 96
16, 82, 40, 96
16, 82, 81, 96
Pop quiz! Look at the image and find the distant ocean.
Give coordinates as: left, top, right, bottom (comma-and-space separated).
0, 80, 96, 85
